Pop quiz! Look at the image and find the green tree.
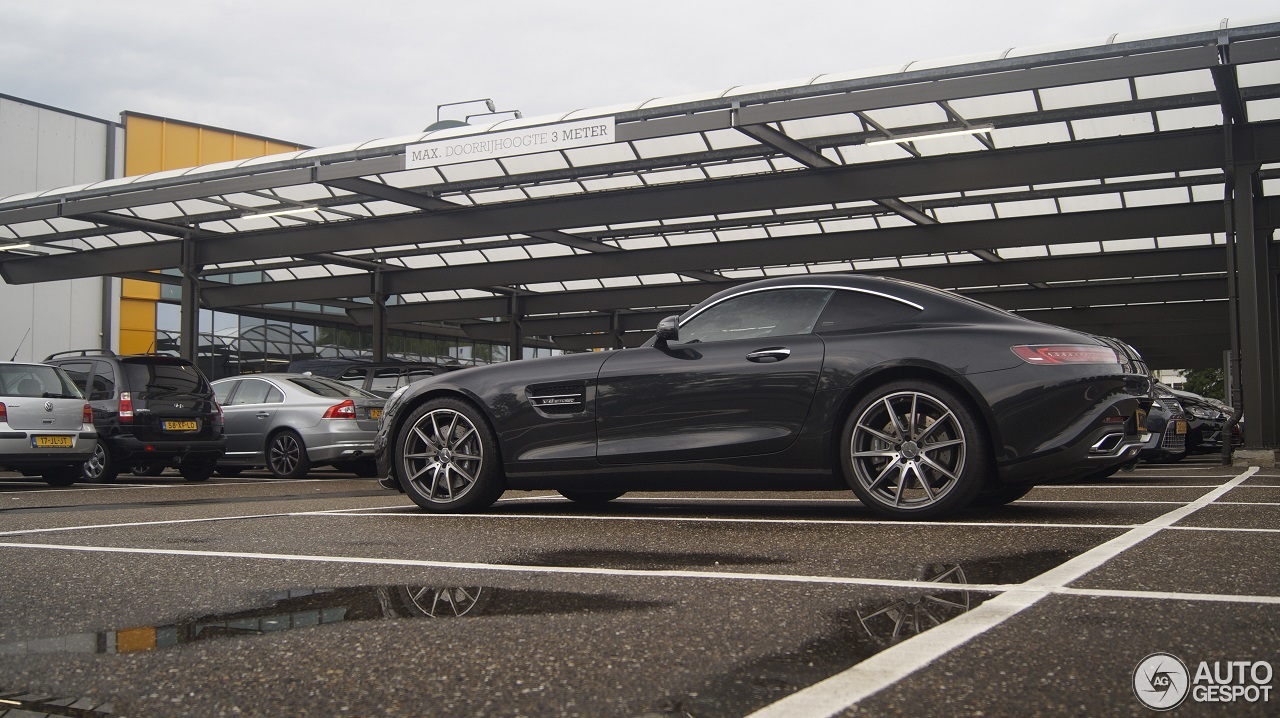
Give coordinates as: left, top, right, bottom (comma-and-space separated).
1182, 368, 1224, 399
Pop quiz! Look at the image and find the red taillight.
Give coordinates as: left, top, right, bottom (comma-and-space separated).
0, 402, 6, 423
323, 399, 356, 419
118, 392, 134, 424
214, 401, 224, 427
1011, 345, 1120, 365
83, 403, 94, 425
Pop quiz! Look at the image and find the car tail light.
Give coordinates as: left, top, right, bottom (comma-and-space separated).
323, 399, 356, 419
0, 402, 6, 422
1011, 345, 1120, 365
83, 404, 94, 425
214, 401, 224, 427
118, 392, 134, 424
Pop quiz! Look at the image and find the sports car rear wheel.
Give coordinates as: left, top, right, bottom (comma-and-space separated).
841, 380, 988, 519
396, 398, 504, 512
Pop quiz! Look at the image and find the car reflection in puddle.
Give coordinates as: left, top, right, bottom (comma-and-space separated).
0, 586, 667, 657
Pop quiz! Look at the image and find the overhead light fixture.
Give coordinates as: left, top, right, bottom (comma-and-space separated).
245, 207, 320, 220
0, 242, 31, 251
864, 125, 995, 147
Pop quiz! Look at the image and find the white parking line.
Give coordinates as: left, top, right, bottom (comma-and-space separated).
744, 466, 1259, 718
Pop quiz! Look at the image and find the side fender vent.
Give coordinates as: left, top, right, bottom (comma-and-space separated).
528, 383, 586, 415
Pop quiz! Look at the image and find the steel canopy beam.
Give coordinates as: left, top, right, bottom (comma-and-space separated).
4, 125, 1262, 284
196, 202, 1229, 308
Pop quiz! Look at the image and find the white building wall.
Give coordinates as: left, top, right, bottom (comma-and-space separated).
0, 95, 121, 362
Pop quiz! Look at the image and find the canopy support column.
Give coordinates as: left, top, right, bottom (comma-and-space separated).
179, 235, 202, 363
509, 295, 524, 361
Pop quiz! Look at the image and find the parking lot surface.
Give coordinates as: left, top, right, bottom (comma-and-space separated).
0, 457, 1276, 717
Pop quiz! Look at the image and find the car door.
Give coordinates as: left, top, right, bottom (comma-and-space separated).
595, 287, 830, 465
219, 378, 283, 462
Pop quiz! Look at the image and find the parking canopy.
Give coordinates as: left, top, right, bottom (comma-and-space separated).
1, 17, 1278, 371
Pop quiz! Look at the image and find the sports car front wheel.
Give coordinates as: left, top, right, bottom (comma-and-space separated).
840, 380, 989, 519
396, 398, 504, 512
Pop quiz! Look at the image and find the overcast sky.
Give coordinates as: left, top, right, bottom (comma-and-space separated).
2, 1, 1277, 148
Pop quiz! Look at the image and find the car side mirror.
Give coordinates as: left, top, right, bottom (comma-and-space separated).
655, 315, 680, 349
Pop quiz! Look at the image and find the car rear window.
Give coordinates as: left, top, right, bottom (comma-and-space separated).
122, 360, 210, 397
0, 364, 83, 399
286, 376, 377, 399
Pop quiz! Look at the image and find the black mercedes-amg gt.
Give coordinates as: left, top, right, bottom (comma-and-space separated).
374, 275, 1152, 519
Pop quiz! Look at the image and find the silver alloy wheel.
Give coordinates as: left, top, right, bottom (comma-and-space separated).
403, 587, 485, 617
401, 408, 484, 503
848, 390, 968, 510
86, 444, 109, 479
268, 433, 304, 476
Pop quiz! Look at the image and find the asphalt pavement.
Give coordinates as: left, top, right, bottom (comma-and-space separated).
0, 458, 1275, 717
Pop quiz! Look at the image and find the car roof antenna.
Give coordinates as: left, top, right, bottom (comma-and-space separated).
9, 327, 31, 361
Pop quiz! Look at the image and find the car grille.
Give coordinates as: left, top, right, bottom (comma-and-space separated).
527, 384, 586, 415
1160, 423, 1186, 452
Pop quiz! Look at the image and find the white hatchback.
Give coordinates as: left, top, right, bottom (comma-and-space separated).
0, 362, 97, 486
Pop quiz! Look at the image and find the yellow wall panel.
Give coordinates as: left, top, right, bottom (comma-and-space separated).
120, 298, 156, 331
265, 140, 300, 156
121, 278, 161, 301
163, 122, 201, 170
125, 116, 165, 176
119, 329, 157, 355
232, 136, 268, 160
201, 130, 235, 164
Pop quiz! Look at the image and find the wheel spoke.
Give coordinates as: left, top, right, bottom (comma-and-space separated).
445, 412, 460, 448
913, 463, 937, 502
920, 454, 959, 481
851, 449, 899, 459
892, 465, 908, 507
920, 437, 964, 452
866, 457, 901, 491
883, 398, 908, 438
908, 393, 919, 439
856, 423, 898, 445
916, 410, 955, 441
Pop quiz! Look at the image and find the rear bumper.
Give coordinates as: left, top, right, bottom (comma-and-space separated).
0, 432, 98, 469
108, 434, 226, 461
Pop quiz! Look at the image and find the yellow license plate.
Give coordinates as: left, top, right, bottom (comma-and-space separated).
1175, 420, 1188, 435
164, 420, 198, 432
370, 409, 382, 420
33, 435, 73, 448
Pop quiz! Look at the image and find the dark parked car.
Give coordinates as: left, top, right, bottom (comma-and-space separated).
211, 373, 384, 478
43, 350, 225, 482
287, 358, 457, 398
0, 361, 97, 486
374, 275, 1153, 519
1171, 387, 1238, 454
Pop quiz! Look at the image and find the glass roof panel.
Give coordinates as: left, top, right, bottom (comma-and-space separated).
948, 91, 1039, 118
581, 176, 645, 191
525, 243, 575, 258
1059, 193, 1123, 212
599, 276, 642, 287
780, 114, 863, 139
482, 247, 531, 262
1247, 98, 1280, 122
440, 250, 487, 265
272, 184, 335, 202
994, 198, 1058, 217
381, 167, 445, 189
1157, 234, 1215, 248
666, 231, 717, 245
45, 217, 99, 232
704, 129, 761, 150
499, 151, 571, 174
704, 160, 775, 178
1102, 238, 1157, 252
524, 182, 586, 199
913, 134, 990, 156
934, 205, 995, 222
130, 203, 183, 220
360, 200, 417, 216
837, 142, 915, 164
1191, 185, 1225, 202
1134, 69, 1217, 99
820, 217, 877, 232
632, 134, 709, 158
862, 103, 949, 128
642, 168, 706, 185
469, 188, 528, 205
1038, 79, 1133, 110
175, 199, 227, 215
1237, 59, 1280, 87
564, 143, 638, 166
716, 227, 768, 242
398, 254, 446, 269
1070, 113, 1156, 140
1156, 106, 1223, 131
997, 245, 1048, 259
438, 160, 505, 183
238, 151, 308, 167
767, 222, 822, 237
1124, 187, 1190, 207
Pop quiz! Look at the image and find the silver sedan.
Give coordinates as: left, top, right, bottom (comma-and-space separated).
211, 373, 385, 478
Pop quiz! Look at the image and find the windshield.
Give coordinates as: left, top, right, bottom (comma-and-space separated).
0, 364, 83, 399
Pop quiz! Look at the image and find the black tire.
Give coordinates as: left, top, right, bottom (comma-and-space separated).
215, 466, 244, 477
557, 489, 626, 504
969, 483, 1035, 507
395, 397, 504, 512
352, 459, 378, 478
42, 465, 80, 487
82, 443, 119, 484
179, 457, 217, 482
266, 430, 312, 478
840, 379, 990, 519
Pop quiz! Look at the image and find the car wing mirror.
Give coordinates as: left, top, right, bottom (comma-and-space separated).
655, 315, 680, 349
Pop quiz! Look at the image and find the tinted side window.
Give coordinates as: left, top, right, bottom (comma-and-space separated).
89, 361, 116, 401
814, 291, 922, 334
337, 367, 368, 390
680, 289, 833, 344
58, 362, 93, 395
230, 379, 274, 405
213, 381, 238, 404
369, 368, 402, 395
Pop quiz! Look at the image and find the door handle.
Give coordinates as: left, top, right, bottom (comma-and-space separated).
256, 412, 271, 418
746, 347, 791, 363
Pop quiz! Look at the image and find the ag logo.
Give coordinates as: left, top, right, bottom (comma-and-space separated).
1135, 652, 1190, 710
